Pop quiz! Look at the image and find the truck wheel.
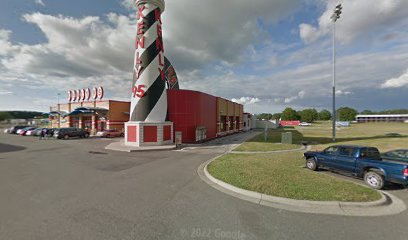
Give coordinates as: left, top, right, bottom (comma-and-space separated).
306, 158, 318, 171
364, 171, 385, 190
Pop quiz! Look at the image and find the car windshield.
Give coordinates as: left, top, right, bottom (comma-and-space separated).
324, 146, 338, 154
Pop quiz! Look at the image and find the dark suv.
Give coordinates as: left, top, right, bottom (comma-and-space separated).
53, 128, 90, 140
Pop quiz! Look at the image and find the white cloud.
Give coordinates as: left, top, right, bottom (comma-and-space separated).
35, 0, 45, 7
335, 90, 352, 96
162, 0, 301, 69
0, 29, 16, 55
299, 23, 321, 44
2, 13, 135, 80
231, 97, 260, 105
381, 69, 408, 88
299, 0, 408, 44
0, 91, 13, 95
284, 90, 306, 103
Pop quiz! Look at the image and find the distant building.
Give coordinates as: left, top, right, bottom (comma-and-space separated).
243, 113, 255, 131
356, 114, 408, 123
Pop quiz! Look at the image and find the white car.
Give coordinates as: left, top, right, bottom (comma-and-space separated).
25, 129, 37, 136
299, 122, 312, 126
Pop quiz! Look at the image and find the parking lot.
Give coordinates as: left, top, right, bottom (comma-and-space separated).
1, 132, 408, 240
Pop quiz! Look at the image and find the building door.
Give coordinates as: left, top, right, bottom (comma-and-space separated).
83, 116, 92, 130
71, 116, 80, 128
220, 116, 227, 132
98, 121, 106, 131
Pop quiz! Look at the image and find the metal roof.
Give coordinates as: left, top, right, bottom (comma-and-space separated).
356, 114, 408, 118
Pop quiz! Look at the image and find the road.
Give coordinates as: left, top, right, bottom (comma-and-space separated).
0, 132, 407, 240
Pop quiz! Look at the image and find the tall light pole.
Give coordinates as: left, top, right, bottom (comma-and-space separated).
57, 93, 61, 128
331, 4, 342, 142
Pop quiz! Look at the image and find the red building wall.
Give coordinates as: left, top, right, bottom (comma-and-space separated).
167, 90, 217, 143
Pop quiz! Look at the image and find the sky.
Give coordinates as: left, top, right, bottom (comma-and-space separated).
0, 0, 407, 114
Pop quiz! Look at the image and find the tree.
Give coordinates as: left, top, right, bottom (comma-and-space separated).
311, 108, 318, 121
337, 107, 358, 121
281, 108, 299, 121
271, 113, 281, 120
0, 112, 12, 122
257, 113, 272, 120
299, 109, 318, 122
360, 110, 374, 115
318, 110, 332, 120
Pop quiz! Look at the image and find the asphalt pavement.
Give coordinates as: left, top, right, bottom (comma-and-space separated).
0, 132, 407, 240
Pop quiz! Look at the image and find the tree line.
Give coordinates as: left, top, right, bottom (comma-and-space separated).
0, 111, 49, 122
256, 108, 408, 122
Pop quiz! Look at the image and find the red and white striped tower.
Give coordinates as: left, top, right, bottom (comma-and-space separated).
125, 0, 173, 147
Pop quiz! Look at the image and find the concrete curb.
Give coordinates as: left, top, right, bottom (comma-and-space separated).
105, 141, 176, 152
198, 157, 406, 216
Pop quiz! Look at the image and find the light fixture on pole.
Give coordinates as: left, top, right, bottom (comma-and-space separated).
330, 3, 342, 142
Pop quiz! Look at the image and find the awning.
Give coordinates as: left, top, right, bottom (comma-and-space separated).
49, 111, 67, 116
63, 107, 108, 117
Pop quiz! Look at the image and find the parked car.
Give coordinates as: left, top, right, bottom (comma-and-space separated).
48, 128, 57, 137
18, 127, 36, 136
54, 128, 90, 140
26, 128, 40, 136
304, 145, 408, 189
10, 125, 29, 134
4, 128, 10, 133
96, 129, 124, 138
382, 149, 408, 163
299, 122, 312, 126
34, 128, 45, 136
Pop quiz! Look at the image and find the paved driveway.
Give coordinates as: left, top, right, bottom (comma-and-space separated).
0, 132, 407, 240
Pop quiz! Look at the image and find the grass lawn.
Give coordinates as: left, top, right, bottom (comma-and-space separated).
235, 122, 408, 152
234, 128, 301, 152
298, 122, 408, 151
208, 152, 382, 202
208, 122, 408, 202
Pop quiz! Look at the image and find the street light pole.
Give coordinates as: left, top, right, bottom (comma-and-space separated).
57, 93, 61, 128
331, 4, 342, 142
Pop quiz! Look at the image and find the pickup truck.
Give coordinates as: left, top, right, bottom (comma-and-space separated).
304, 145, 408, 189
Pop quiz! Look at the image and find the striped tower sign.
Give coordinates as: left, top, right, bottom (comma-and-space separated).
164, 56, 179, 90
130, 0, 166, 122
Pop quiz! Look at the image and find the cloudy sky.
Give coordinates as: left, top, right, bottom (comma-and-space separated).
0, 0, 407, 113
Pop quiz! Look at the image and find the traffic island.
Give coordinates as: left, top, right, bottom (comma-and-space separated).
198, 153, 406, 216
105, 140, 176, 152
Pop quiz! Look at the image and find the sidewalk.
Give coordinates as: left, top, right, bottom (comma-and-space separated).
105, 140, 176, 152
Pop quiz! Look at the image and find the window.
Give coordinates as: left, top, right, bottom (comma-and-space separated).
360, 148, 381, 160
324, 146, 338, 155
339, 147, 356, 157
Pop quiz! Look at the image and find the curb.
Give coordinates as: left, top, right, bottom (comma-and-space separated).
198, 157, 406, 216
105, 142, 176, 152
